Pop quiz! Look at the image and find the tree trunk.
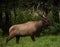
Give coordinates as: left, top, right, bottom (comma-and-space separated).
2, 9, 11, 35
52, 9, 59, 23
59, 11, 60, 23
13, 7, 17, 23
0, 10, 2, 28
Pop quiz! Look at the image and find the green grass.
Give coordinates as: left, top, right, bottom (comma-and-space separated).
0, 35, 60, 47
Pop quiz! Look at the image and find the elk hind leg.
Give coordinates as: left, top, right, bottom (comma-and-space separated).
6, 33, 15, 44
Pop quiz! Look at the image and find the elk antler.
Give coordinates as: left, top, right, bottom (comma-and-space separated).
36, 10, 47, 19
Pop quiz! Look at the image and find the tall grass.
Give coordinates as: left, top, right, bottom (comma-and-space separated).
0, 35, 60, 47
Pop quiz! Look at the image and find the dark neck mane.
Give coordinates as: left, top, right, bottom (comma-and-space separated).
42, 18, 48, 26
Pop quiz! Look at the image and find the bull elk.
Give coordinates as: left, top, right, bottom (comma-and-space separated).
6, 11, 50, 44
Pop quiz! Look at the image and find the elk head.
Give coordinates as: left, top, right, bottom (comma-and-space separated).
36, 10, 51, 27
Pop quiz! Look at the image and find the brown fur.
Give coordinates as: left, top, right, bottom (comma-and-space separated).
9, 21, 43, 35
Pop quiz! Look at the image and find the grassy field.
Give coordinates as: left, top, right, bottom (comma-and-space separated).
0, 35, 60, 47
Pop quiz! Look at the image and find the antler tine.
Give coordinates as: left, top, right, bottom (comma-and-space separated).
36, 10, 47, 19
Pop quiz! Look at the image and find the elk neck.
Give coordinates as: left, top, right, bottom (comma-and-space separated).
41, 18, 49, 26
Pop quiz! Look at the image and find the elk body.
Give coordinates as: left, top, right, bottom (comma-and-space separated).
6, 11, 50, 44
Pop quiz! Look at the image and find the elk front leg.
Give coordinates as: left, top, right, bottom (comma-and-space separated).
16, 36, 20, 44
31, 34, 35, 41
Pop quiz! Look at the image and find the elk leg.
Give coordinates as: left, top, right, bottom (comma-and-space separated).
6, 36, 14, 44
6, 33, 15, 44
16, 36, 20, 44
6, 37, 9, 44
31, 35, 35, 41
